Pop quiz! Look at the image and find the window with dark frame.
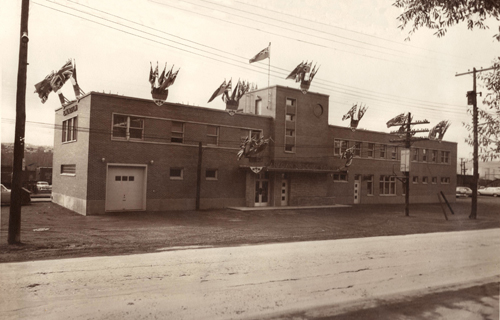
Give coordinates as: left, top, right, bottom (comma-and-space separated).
112, 114, 144, 141
366, 175, 374, 195
354, 141, 362, 157
379, 145, 386, 159
379, 175, 396, 195
412, 148, 419, 161
171, 121, 184, 143
390, 146, 397, 160
334, 139, 349, 156
206, 125, 218, 146
441, 151, 450, 164
206, 169, 218, 180
333, 172, 348, 182
170, 168, 183, 179
367, 143, 375, 157
62, 116, 78, 143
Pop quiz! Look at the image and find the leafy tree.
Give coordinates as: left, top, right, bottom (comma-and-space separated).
393, 0, 500, 40
394, 1, 500, 161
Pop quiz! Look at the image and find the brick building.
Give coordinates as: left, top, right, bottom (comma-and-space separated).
52, 85, 457, 215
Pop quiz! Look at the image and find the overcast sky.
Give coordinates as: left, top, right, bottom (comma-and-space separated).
1, 0, 498, 161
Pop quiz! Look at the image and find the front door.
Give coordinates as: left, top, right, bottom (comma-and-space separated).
354, 174, 361, 204
255, 172, 269, 207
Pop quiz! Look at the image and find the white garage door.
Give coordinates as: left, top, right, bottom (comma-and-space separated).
106, 166, 146, 211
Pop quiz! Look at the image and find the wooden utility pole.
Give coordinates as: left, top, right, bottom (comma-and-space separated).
404, 113, 411, 216
8, 0, 30, 244
456, 66, 496, 219
195, 142, 202, 210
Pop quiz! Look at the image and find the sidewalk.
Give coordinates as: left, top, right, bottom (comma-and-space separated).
1, 198, 499, 263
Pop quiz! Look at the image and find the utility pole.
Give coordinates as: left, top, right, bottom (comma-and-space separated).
456, 65, 496, 219
8, 0, 30, 244
388, 112, 430, 217
195, 142, 203, 210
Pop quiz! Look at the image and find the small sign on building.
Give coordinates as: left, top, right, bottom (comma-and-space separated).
400, 148, 410, 172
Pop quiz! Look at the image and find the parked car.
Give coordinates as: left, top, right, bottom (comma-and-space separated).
478, 187, 500, 197
36, 181, 52, 193
1, 184, 31, 205
456, 186, 473, 198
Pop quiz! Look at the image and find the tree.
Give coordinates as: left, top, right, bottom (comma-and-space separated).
394, 1, 500, 161
393, 0, 500, 41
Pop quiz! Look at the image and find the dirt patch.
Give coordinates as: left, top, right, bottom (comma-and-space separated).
1, 198, 499, 263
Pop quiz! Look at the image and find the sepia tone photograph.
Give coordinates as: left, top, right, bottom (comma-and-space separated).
1, 0, 499, 319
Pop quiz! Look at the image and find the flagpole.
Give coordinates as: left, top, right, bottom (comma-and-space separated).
267, 42, 271, 110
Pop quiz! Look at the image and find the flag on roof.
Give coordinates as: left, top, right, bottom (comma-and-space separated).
249, 44, 270, 63
70, 60, 84, 98
149, 63, 155, 86
342, 105, 357, 121
158, 63, 167, 87
386, 113, 407, 128
34, 71, 55, 103
286, 62, 304, 80
428, 120, 451, 141
208, 80, 227, 103
50, 60, 73, 93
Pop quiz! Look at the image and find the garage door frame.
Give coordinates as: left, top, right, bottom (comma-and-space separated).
105, 163, 148, 212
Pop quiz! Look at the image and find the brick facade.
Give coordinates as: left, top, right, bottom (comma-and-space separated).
52, 85, 457, 215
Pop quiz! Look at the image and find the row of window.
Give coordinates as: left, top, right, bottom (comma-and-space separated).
333, 173, 451, 195
333, 139, 451, 164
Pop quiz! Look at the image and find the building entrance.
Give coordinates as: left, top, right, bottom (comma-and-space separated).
255, 172, 269, 207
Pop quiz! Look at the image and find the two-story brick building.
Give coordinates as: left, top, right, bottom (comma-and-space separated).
52, 85, 457, 215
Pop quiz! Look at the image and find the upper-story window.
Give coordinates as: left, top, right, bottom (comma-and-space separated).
62, 116, 78, 143
334, 139, 348, 156
353, 141, 362, 157
431, 150, 438, 162
441, 151, 450, 164
206, 125, 219, 146
285, 129, 294, 137
171, 121, 184, 143
422, 149, 427, 162
390, 146, 398, 160
254, 99, 262, 115
367, 143, 375, 158
379, 145, 387, 159
112, 115, 143, 141
412, 148, 419, 162
240, 129, 261, 143
285, 98, 296, 121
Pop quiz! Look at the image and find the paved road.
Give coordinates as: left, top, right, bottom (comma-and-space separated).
1, 229, 499, 319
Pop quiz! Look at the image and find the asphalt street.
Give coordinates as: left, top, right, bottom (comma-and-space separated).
0, 229, 499, 319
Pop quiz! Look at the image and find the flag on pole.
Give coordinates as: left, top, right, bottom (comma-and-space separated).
207, 80, 227, 103
34, 71, 55, 103
70, 60, 84, 98
50, 60, 73, 93
249, 44, 270, 63
386, 113, 407, 127
149, 62, 155, 86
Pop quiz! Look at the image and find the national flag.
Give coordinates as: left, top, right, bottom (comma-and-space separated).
230, 80, 240, 101
342, 105, 357, 121
249, 44, 270, 63
70, 61, 84, 98
386, 113, 407, 128
158, 63, 167, 87
149, 63, 155, 86
50, 60, 73, 93
34, 71, 55, 103
222, 79, 232, 102
208, 80, 227, 103
286, 62, 304, 80
428, 120, 451, 140
309, 64, 319, 81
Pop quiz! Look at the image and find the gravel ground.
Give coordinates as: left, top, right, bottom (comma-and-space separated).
1, 197, 499, 263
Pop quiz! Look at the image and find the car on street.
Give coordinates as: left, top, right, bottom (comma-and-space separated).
478, 187, 500, 197
456, 187, 473, 198
1, 184, 31, 205
36, 181, 52, 193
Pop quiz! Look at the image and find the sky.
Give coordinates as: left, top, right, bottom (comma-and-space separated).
1, 0, 498, 162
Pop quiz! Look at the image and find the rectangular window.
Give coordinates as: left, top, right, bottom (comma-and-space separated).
441, 151, 450, 164
112, 115, 143, 141
170, 168, 183, 180
440, 177, 450, 184
61, 164, 76, 175
285, 114, 295, 121
254, 99, 262, 115
171, 121, 184, 143
334, 139, 349, 156
206, 169, 218, 180
412, 176, 419, 184
431, 150, 438, 162
390, 146, 398, 160
432, 177, 437, 184
240, 129, 262, 143
353, 141, 362, 157
62, 117, 78, 143
422, 176, 428, 184
367, 143, 375, 158
285, 144, 294, 152
366, 175, 374, 195
422, 149, 427, 162
285, 129, 294, 137
379, 175, 396, 195
206, 125, 219, 146
333, 172, 348, 182
286, 98, 295, 107
379, 145, 386, 159
412, 148, 419, 162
